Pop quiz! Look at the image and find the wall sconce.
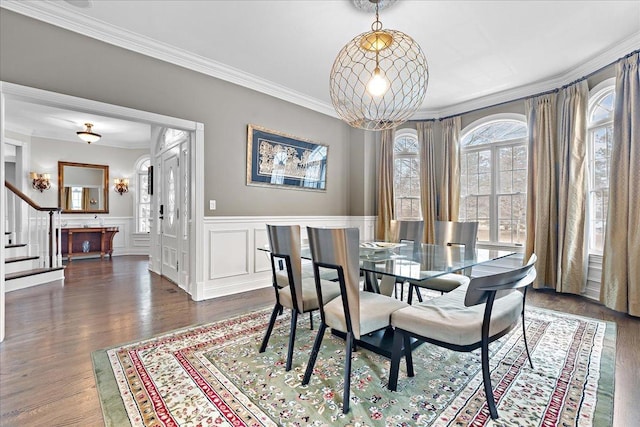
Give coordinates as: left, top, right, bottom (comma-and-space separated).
30, 172, 51, 192
114, 178, 129, 195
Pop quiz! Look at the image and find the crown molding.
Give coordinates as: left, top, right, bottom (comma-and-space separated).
2, 1, 638, 122
0, 0, 338, 118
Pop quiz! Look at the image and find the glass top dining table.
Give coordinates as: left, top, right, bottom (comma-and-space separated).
261, 242, 516, 293
356, 243, 515, 291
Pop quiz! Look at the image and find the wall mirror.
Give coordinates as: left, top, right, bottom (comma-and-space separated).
58, 161, 109, 214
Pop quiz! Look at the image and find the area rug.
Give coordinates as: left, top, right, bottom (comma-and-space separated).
92, 306, 615, 426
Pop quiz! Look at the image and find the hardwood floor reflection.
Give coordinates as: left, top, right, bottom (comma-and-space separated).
0, 256, 637, 426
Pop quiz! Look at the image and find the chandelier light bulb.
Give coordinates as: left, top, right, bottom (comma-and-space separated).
366, 67, 390, 97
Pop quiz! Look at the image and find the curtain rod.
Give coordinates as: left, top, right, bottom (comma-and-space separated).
429, 48, 640, 122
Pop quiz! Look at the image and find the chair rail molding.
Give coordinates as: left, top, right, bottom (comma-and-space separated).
201, 215, 376, 300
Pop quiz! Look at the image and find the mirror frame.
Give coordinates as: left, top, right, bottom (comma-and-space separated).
58, 161, 109, 214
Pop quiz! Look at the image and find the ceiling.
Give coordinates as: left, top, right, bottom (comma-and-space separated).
5, 99, 151, 149
2, 0, 639, 147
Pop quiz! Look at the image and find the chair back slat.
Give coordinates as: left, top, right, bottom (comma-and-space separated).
266, 224, 304, 311
390, 220, 424, 244
307, 227, 361, 337
464, 254, 537, 307
435, 221, 478, 275
435, 221, 478, 248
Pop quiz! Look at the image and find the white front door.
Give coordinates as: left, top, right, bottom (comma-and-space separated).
160, 146, 180, 284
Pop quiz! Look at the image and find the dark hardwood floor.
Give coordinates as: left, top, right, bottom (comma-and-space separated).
0, 256, 638, 426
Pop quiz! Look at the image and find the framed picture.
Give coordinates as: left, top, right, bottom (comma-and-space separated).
246, 125, 328, 191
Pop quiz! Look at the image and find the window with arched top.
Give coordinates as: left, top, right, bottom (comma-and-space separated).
459, 116, 528, 245
135, 156, 151, 233
587, 80, 615, 253
393, 129, 421, 219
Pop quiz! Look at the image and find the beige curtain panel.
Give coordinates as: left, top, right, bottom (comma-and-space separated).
82, 188, 91, 211
439, 116, 461, 221
525, 93, 558, 289
417, 121, 437, 243
376, 129, 395, 241
556, 81, 589, 295
601, 52, 640, 317
64, 187, 72, 209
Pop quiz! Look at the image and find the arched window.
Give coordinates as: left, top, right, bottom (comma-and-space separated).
393, 129, 421, 219
459, 116, 528, 245
587, 79, 615, 253
135, 156, 152, 233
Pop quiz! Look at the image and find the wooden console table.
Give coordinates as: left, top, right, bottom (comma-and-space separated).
61, 227, 119, 261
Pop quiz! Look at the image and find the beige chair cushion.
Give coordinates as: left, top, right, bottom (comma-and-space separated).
324, 292, 408, 337
278, 278, 341, 312
410, 272, 470, 293
275, 270, 291, 288
275, 263, 338, 288
391, 284, 523, 347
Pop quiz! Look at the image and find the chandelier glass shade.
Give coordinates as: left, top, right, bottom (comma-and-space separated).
330, 3, 428, 131
77, 123, 101, 143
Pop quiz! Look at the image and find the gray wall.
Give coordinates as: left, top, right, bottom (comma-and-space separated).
0, 9, 369, 217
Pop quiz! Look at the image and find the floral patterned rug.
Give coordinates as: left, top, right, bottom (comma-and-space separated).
92, 306, 615, 426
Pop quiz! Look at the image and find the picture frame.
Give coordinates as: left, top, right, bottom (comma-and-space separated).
246, 124, 328, 191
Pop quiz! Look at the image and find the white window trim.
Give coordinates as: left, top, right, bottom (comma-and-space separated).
586, 78, 615, 255
393, 128, 421, 220
134, 154, 151, 234
460, 114, 528, 247
462, 113, 527, 140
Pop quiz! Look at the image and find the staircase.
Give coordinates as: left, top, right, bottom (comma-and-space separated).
4, 182, 65, 292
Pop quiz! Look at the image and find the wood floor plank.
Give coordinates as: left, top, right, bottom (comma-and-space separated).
0, 256, 637, 426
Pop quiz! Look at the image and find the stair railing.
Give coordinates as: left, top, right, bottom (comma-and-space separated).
4, 181, 62, 268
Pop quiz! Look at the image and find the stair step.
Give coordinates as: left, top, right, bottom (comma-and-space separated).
5, 266, 66, 292
4, 255, 40, 274
5, 244, 29, 258
6, 266, 65, 281
5, 255, 40, 264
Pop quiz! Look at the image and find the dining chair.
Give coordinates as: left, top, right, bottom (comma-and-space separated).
388, 254, 537, 420
302, 226, 408, 413
259, 224, 341, 371
385, 220, 424, 300
406, 220, 479, 304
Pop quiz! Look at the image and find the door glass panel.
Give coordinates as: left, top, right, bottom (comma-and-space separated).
168, 168, 175, 227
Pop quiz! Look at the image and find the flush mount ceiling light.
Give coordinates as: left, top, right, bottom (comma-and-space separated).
330, 0, 428, 131
76, 122, 101, 143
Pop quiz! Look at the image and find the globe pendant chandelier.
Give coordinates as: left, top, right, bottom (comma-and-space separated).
330, 0, 429, 131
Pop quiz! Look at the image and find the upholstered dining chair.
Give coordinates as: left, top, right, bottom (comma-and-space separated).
259, 224, 341, 371
388, 254, 537, 420
302, 226, 408, 413
406, 220, 479, 304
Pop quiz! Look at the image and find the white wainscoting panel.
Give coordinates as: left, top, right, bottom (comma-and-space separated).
131, 232, 151, 255
209, 229, 249, 279
254, 228, 270, 273
585, 254, 603, 301
201, 216, 376, 299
